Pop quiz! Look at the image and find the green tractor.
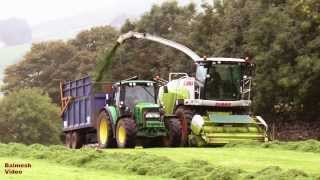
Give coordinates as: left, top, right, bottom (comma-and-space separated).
97, 77, 181, 148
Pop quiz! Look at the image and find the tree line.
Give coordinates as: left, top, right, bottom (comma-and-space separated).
1, 0, 319, 143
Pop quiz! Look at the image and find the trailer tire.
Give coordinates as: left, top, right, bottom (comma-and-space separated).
97, 111, 115, 148
164, 118, 181, 147
175, 106, 194, 146
65, 132, 72, 148
71, 131, 83, 149
116, 118, 137, 148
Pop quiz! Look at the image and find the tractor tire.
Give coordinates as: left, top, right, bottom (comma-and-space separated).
65, 132, 72, 148
116, 118, 137, 148
71, 131, 83, 149
97, 111, 115, 148
175, 106, 194, 146
164, 118, 181, 147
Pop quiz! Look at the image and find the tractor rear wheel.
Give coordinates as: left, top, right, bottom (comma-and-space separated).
175, 106, 194, 146
71, 131, 83, 149
164, 118, 181, 147
65, 132, 72, 148
97, 111, 115, 148
116, 118, 137, 148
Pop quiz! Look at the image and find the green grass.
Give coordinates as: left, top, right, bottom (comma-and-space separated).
0, 143, 319, 179
111, 147, 320, 174
0, 157, 167, 180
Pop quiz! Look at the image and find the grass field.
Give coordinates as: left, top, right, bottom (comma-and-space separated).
1, 157, 166, 180
1, 142, 319, 180
109, 147, 320, 174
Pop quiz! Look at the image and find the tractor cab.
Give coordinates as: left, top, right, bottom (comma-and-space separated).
111, 80, 157, 115
195, 58, 253, 102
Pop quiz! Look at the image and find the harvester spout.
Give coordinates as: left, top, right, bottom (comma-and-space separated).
117, 31, 201, 61
96, 31, 201, 82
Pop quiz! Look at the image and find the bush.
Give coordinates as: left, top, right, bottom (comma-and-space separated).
0, 88, 61, 144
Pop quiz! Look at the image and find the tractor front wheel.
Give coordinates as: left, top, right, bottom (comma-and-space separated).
97, 111, 115, 148
116, 118, 137, 148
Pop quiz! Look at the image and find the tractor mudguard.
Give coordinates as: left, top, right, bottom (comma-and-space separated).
104, 106, 119, 138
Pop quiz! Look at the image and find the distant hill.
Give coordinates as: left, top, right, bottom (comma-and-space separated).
31, 11, 133, 42
0, 44, 31, 81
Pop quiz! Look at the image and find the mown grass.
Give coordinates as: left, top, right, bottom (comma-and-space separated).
1, 157, 165, 180
225, 139, 320, 153
1, 142, 319, 180
119, 147, 320, 174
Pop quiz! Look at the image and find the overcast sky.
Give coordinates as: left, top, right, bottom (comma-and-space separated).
0, 0, 201, 26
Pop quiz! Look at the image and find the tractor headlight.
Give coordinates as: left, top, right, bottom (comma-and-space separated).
145, 112, 160, 118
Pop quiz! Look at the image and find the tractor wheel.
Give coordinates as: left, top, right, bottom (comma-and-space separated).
164, 118, 181, 147
65, 132, 72, 148
175, 106, 194, 146
71, 131, 83, 149
116, 118, 137, 148
97, 111, 115, 148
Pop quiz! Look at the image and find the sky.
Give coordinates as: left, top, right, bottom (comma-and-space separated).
0, 0, 200, 26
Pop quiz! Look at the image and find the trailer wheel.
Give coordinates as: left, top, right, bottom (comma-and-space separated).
71, 131, 83, 149
116, 118, 137, 148
65, 132, 72, 148
175, 106, 194, 146
164, 118, 181, 147
97, 111, 115, 148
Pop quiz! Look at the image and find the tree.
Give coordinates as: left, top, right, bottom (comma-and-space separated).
3, 26, 118, 103
96, 1, 197, 82
0, 88, 61, 144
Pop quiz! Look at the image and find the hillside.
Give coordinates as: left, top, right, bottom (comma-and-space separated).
0, 44, 31, 81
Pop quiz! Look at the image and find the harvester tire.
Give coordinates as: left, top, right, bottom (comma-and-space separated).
116, 118, 137, 148
175, 106, 194, 146
71, 131, 83, 149
65, 132, 72, 148
97, 111, 115, 148
164, 118, 181, 147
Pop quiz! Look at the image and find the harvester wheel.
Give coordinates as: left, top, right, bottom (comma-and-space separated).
116, 118, 137, 148
71, 131, 83, 149
65, 132, 72, 148
175, 106, 194, 146
164, 118, 181, 147
97, 111, 115, 148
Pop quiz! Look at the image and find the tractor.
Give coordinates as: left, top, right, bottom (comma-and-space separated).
96, 77, 181, 148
